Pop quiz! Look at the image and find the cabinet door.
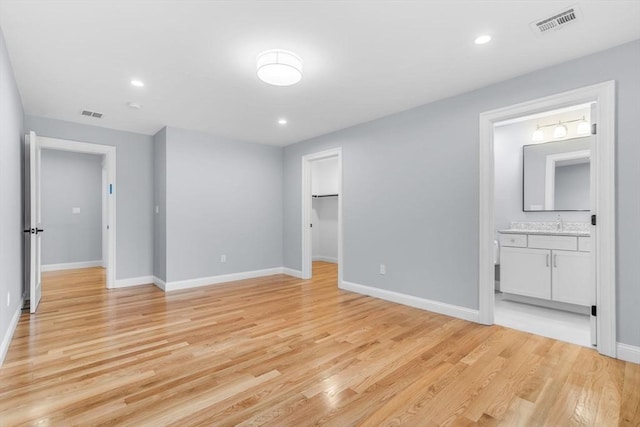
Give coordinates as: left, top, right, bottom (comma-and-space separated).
552, 250, 591, 306
500, 247, 551, 299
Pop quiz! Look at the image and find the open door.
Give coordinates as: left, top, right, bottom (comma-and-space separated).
24, 131, 43, 313
589, 102, 598, 347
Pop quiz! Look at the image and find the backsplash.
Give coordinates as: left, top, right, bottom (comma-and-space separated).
509, 221, 590, 233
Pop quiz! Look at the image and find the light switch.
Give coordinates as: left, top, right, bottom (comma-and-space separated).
72, 207, 81, 214
155, 206, 159, 214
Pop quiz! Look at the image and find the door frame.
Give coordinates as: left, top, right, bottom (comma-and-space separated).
301, 148, 343, 283
478, 81, 616, 357
37, 135, 117, 289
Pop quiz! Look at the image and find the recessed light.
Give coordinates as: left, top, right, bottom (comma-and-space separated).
127, 101, 142, 110
130, 79, 145, 87
278, 118, 287, 125
474, 35, 492, 45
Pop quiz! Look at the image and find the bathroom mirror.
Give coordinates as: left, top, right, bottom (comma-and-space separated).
522, 137, 591, 211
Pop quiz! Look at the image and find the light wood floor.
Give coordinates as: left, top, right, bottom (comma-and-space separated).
1, 263, 638, 426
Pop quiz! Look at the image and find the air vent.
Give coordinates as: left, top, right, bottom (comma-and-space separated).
530, 5, 582, 35
81, 109, 104, 119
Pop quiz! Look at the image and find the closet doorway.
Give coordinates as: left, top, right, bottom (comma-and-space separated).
301, 148, 343, 283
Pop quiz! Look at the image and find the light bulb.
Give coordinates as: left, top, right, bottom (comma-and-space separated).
553, 123, 567, 139
532, 126, 544, 142
577, 118, 590, 135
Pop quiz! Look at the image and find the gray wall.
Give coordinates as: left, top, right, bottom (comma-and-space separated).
283, 40, 640, 348
24, 115, 154, 280
0, 26, 24, 362
153, 127, 167, 281
164, 126, 283, 282
41, 149, 102, 265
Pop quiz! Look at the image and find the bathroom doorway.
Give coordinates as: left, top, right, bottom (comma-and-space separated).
478, 82, 617, 358
493, 103, 594, 347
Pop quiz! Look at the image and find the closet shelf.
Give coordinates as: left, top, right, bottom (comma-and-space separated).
312, 194, 339, 198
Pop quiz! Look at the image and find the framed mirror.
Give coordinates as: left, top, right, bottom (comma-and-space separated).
522, 137, 591, 211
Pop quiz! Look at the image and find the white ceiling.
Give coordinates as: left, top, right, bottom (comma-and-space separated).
1, 1, 639, 146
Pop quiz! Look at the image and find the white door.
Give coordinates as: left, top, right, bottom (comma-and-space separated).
589, 102, 598, 346
24, 131, 42, 313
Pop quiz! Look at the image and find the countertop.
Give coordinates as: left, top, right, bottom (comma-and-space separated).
499, 229, 590, 237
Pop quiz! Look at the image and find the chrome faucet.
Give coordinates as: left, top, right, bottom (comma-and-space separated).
556, 215, 563, 231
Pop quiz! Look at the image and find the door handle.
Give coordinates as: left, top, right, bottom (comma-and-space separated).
546, 254, 550, 267
35, 228, 44, 234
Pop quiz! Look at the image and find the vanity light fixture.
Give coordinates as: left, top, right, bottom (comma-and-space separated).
257, 50, 303, 86
577, 116, 590, 135
531, 116, 589, 142
553, 122, 568, 139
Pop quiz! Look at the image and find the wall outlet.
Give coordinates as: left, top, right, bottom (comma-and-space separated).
155, 205, 159, 214
220, 254, 227, 263
72, 207, 81, 214
6, 291, 10, 307
379, 264, 386, 275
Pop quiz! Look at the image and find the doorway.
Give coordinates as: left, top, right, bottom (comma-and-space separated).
301, 148, 343, 283
493, 103, 594, 347
25, 132, 116, 313
478, 81, 616, 358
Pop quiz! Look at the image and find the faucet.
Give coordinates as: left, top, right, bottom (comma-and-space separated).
556, 215, 563, 231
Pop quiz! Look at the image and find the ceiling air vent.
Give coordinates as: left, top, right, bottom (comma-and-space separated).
530, 5, 582, 35
81, 109, 104, 119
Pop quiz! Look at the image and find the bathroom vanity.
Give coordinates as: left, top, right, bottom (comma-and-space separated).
499, 227, 591, 307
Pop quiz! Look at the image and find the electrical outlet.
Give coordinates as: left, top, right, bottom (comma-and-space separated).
220, 254, 227, 263
379, 264, 386, 275
6, 291, 10, 307
155, 205, 159, 214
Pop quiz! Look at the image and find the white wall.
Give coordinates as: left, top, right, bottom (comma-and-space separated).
311, 157, 338, 263
41, 149, 102, 266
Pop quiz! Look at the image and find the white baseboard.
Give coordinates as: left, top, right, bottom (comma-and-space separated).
312, 256, 338, 264
340, 280, 480, 323
113, 276, 154, 288
153, 276, 166, 291
617, 342, 640, 364
160, 267, 284, 292
41, 260, 103, 272
282, 268, 304, 278
1, 300, 23, 366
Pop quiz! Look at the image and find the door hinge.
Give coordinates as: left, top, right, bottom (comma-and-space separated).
591, 123, 597, 135
591, 214, 596, 226
591, 305, 597, 316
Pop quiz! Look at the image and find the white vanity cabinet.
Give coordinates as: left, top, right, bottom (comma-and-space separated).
499, 232, 591, 307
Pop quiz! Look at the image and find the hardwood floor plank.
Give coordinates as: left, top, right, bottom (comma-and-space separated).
0, 263, 638, 426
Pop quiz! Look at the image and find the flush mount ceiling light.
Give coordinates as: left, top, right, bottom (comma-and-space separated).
474, 35, 492, 45
257, 50, 303, 86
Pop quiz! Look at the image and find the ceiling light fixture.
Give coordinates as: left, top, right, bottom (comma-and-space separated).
257, 50, 303, 86
278, 118, 287, 125
474, 35, 492, 45
130, 79, 144, 87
